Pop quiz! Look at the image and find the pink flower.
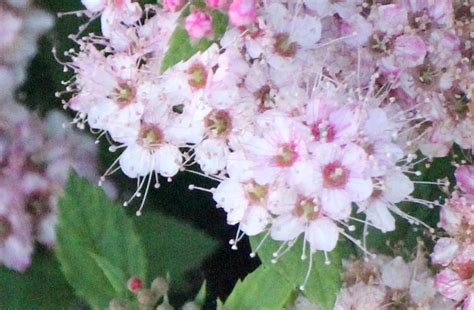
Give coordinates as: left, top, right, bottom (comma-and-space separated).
213, 179, 271, 236
228, 0, 256, 27
185, 10, 213, 39
313, 143, 373, 220
455, 165, 474, 194
0, 187, 33, 272
269, 190, 340, 252
304, 97, 358, 146
244, 114, 312, 188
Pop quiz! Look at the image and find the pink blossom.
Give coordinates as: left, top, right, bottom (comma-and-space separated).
313, 143, 373, 220
185, 10, 213, 39
228, 0, 256, 27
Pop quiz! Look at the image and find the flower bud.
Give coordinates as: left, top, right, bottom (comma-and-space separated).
127, 277, 143, 293
156, 303, 174, 310
151, 277, 169, 296
137, 289, 158, 306
108, 299, 129, 310
182, 301, 200, 310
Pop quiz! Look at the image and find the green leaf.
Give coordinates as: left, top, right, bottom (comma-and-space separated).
56, 172, 147, 309
0, 250, 78, 310
89, 252, 128, 296
194, 281, 207, 305
134, 212, 218, 291
224, 265, 294, 310
160, 8, 228, 72
250, 236, 343, 310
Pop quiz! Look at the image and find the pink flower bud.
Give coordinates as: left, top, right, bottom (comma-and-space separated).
185, 10, 213, 39
127, 277, 143, 293
163, 0, 185, 12
228, 0, 256, 27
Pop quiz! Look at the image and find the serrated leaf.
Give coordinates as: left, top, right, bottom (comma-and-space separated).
0, 250, 78, 310
56, 172, 147, 309
134, 212, 217, 291
160, 9, 228, 72
224, 265, 294, 310
89, 252, 128, 296
250, 236, 342, 310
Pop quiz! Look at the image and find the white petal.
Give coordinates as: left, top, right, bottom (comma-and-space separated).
241, 207, 269, 236
119, 145, 152, 178
383, 172, 414, 202
270, 214, 305, 241
155, 144, 182, 177
365, 200, 396, 232
381, 256, 411, 290
306, 217, 339, 252
345, 177, 373, 202
321, 189, 352, 220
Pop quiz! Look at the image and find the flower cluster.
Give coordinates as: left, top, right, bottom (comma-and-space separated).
63, 0, 472, 273
0, 104, 105, 271
334, 253, 454, 309
432, 164, 474, 309
313, 0, 473, 158
0, 0, 54, 101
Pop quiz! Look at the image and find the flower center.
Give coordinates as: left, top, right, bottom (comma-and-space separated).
323, 161, 349, 188
255, 85, 273, 112
113, 82, 136, 106
26, 194, 50, 218
446, 90, 470, 119
205, 110, 232, 137
273, 33, 298, 58
139, 124, 163, 149
0, 217, 11, 243
274, 143, 298, 167
409, 11, 432, 31
369, 32, 392, 54
187, 63, 207, 89
311, 121, 335, 142
418, 64, 436, 85
246, 182, 268, 204
294, 198, 319, 220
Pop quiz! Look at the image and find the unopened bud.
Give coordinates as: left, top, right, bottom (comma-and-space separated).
182, 301, 200, 310
137, 289, 158, 306
151, 277, 169, 296
127, 277, 143, 293
108, 299, 129, 310
156, 303, 174, 310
